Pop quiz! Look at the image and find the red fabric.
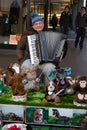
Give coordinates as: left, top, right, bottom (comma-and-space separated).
7, 125, 21, 130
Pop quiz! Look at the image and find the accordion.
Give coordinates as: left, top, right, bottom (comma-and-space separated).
27, 31, 67, 65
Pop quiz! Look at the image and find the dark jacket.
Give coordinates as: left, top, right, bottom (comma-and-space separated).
59, 11, 72, 27
75, 12, 87, 28
51, 15, 58, 27
9, 0, 20, 24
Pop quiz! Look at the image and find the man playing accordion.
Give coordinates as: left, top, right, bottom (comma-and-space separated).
16, 13, 68, 84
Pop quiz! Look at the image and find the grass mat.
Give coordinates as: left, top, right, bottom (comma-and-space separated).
0, 86, 87, 109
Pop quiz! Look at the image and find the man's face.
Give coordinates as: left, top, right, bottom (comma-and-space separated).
65, 7, 69, 12
81, 8, 86, 14
32, 21, 44, 32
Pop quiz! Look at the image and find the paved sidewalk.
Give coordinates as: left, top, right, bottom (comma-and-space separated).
0, 49, 18, 68
60, 38, 87, 78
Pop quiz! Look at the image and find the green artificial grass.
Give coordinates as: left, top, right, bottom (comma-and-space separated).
0, 86, 87, 110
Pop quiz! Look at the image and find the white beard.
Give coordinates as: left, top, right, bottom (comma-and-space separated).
39, 63, 56, 75
39, 63, 56, 84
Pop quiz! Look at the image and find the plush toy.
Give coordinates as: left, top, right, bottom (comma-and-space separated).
42, 81, 61, 104
53, 68, 74, 95
21, 64, 41, 90
9, 73, 26, 96
73, 76, 87, 106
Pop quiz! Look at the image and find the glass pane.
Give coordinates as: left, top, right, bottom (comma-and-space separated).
0, 0, 71, 45
0, 0, 23, 44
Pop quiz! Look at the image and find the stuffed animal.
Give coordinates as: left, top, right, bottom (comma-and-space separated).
42, 81, 60, 104
73, 76, 87, 106
52, 68, 74, 95
9, 73, 26, 96
21, 64, 41, 90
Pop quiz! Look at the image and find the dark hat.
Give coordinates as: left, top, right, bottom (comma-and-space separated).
30, 12, 43, 25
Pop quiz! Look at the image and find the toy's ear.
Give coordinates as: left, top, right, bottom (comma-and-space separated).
74, 75, 81, 83
45, 85, 48, 92
3, 67, 15, 77
12, 63, 20, 73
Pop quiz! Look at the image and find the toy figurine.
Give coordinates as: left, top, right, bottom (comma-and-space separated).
73, 76, 87, 106
42, 81, 63, 104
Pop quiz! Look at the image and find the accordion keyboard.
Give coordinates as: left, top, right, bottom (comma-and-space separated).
27, 34, 40, 65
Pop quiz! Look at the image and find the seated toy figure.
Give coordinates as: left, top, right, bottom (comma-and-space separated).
42, 81, 61, 104
21, 63, 41, 90
73, 76, 87, 106
8, 73, 26, 96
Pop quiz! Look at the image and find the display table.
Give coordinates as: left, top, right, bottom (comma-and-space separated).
0, 87, 87, 129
